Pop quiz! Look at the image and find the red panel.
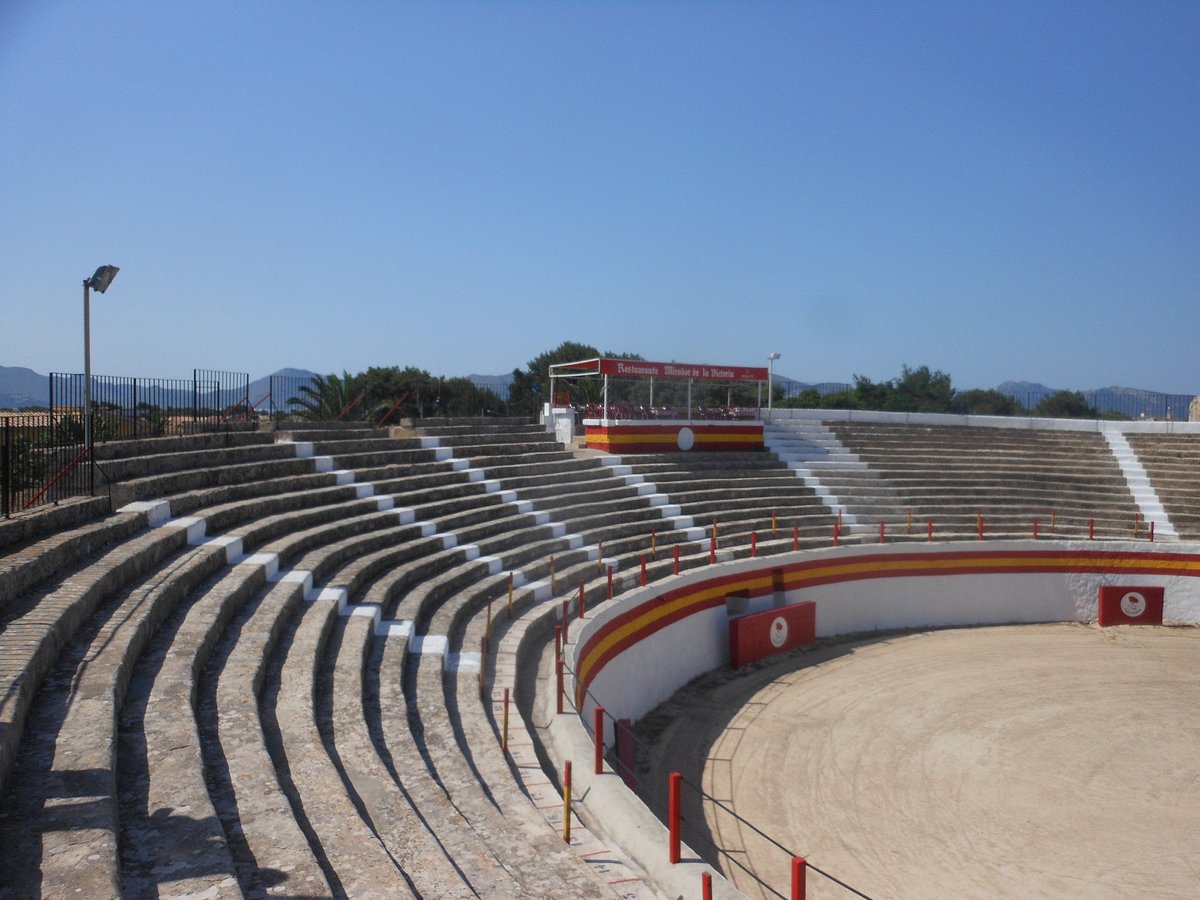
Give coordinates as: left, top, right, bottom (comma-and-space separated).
1098, 585, 1165, 626
729, 602, 816, 668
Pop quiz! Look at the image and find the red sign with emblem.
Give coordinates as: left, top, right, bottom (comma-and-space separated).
729, 601, 816, 668
1097, 585, 1165, 626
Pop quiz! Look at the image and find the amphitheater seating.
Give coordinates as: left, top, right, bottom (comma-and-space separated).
0, 412, 1186, 896
1124, 433, 1200, 541
610, 450, 840, 557
823, 421, 1144, 540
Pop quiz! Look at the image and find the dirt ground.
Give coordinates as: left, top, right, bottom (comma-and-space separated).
634, 623, 1200, 899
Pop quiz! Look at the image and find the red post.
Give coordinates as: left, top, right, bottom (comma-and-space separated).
791, 855, 807, 900
562, 598, 569, 641
606, 566, 613, 600
792, 525, 799, 551
701, 872, 713, 900
927, 519, 933, 542
593, 705, 605, 774
563, 760, 572, 843
1089, 517, 1095, 540
640, 554, 647, 586
709, 532, 716, 565
556, 656, 564, 714
1033, 517, 1039, 540
673, 544, 680, 575
555, 624, 562, 665
1150, 520, 1156, 542
878, 521, 885, 544
578, 577, 586, 619
750, 531, 758, 557
668, 772, 682, 864
833, 520, 840, 547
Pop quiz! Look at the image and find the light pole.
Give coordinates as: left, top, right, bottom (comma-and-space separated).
767, 352, 781, 421
83, 265, 119, 455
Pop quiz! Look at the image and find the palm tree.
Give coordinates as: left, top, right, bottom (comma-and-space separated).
288, 372, 365, 421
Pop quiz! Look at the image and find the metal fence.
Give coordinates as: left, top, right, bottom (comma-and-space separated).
1006, 390, 1194, 420
49, 369, 253, 441
773, 382, 1194, 420
258, 373, 320, 419
1, 412, 91, 518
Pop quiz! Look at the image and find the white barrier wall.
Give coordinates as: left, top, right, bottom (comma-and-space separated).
767, 406, 1200, 433
570, 540, 1200, 734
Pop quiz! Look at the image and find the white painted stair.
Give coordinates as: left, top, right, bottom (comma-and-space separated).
1103, 430, 1179, 541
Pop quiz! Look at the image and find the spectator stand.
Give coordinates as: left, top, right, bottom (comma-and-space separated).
547, 357, 769, 453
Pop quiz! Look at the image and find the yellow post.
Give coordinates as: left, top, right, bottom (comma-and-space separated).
651, 529, 657, 559
563, 760, 573, 843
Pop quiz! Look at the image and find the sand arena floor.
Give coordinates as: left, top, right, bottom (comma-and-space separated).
635, 623, 1200, 899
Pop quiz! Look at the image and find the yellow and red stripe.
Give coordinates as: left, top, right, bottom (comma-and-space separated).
574, 547, 1200, 704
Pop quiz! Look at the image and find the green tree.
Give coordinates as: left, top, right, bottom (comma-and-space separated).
508, 341, 600, 415
1034, 390, 1098, 419
289, 371, 365, 420
950, 389, 1024, 416
851, 375, 888, 410
888, 365, 954, 412
778, 388, 822, 409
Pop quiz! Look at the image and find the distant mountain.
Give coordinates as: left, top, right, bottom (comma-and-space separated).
996, 380, 1057, 398
773, 375, 853, 396
0, 366, 50, 409
248, 368, 319, 409
0, 366, 320, 411
996, 381, 1193, 418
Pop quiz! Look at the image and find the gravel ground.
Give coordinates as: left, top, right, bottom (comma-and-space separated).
634, 623, 1200, 900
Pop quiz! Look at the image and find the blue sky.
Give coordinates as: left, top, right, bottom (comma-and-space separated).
2, 1, 1197, 393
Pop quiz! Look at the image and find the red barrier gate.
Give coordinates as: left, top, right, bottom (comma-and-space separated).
1098, 585, 1164, 626
729, 601, 816, 668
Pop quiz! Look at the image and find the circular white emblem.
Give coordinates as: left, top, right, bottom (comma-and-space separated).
1120, 591, 1147, 618
677, 427, 695, 451
769, 616, 789, 648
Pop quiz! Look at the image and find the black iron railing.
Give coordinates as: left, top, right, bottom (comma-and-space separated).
1, 413, 91, 518
49, 369, 252, 441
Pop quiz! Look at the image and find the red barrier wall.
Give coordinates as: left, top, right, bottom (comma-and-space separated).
585, 422, 763, 453
729, 601, 816, 668
1097, 585, 1165, 625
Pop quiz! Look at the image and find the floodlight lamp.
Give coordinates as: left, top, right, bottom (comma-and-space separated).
768, 352, 781, 361
87, 265, 120, 293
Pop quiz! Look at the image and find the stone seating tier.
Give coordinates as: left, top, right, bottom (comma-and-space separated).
0, 414, 1183, 897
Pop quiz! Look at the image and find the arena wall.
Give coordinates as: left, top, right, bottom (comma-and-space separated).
570, 540, 1200, 738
